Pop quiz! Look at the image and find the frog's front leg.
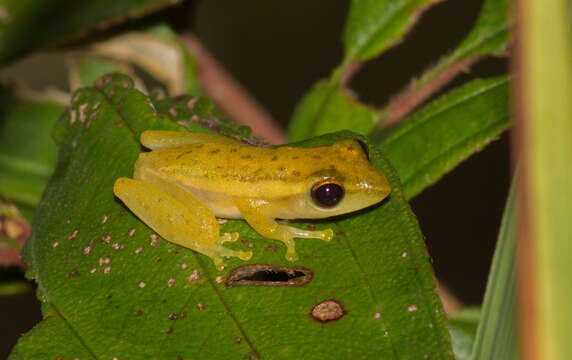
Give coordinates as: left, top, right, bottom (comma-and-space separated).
235, 199, 333, 261
114, 178, 251, 270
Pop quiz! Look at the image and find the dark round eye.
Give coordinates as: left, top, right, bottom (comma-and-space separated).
311, 181, 344, 208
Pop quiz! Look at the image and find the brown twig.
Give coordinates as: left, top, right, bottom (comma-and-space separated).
383, 56, 480, 127
180, 34, 287, 144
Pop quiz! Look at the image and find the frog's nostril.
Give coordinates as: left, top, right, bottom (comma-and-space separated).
225, 264, 313, 287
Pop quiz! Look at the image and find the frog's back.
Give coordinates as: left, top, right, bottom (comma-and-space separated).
139, 142, 323, 197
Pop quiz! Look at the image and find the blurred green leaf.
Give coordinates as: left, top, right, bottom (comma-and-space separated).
70, 55, 131, 89
412, 0, 510, 92
448, 307, 480, 360
343, 0, 441, 62
289, 0, 443, 141
88, 24, 201, 96
289, 80, 381, 142
376, 76, 510, 199
471, 178, 518, 360
13, 74, 452, 359
0, 0, 183, 66
0, 87, 62, 205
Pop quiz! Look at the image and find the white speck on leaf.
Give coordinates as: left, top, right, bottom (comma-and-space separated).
374, 312, 381, 319
103, 267, 112, 274
128, 228, 136, 237
138, 282, 146, 288
197, 303, 206, 310
101, 215, 109, 224
99, 257, 111, 266
135, 247, 143, 255
51, 241, 60, 248
215, 276, 224, 284
187, 270, 200, 282
68, 230, 79, 240
180, 263, 188, 270
150, 234, 158, 247
401, 252, 408, 258
167, 278, 175, 288
112, 243, 124, 250
408, 304, 418, 312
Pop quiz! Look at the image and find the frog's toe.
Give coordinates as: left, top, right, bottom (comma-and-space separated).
219, 232, 240, 244
285, 252, 299, 262
238, 250, 253, 261
320, 228, 334, 242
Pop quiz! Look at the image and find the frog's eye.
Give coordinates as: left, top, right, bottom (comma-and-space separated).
356, 139, 370, 160
311, 180, 345, 208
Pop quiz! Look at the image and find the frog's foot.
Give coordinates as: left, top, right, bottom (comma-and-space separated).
219, 232, 240, 244
206, 245, 253, 271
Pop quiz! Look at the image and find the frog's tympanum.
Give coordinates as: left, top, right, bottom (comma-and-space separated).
114, 131, 391, 270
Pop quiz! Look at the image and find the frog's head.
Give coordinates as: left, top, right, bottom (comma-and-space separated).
297, 139, 391, 219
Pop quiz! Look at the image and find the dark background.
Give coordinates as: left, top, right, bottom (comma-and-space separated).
0, 0, 509, 357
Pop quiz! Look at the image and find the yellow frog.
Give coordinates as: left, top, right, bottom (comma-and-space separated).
114, 130, 391, 270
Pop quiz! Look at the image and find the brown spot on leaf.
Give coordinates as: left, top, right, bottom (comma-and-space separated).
310, 299, 346, 323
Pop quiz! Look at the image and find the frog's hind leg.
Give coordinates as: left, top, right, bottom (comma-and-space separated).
141, 130, 242, 150
236, 199, 333, 262
113, 177, 252, 270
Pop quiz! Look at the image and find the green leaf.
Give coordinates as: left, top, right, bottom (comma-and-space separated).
0, 87, 62, 205
412, 0, 510, 92
449, 0, 509, 61
375, 76, 510, 199
0, 0, 183, 66
289, 0, 444, 141
343, 0, 442, 62
448, 307, 480, 360
70, 54, 132, 90
289, 80, 382, 142
471, 178, 518, 360
14, 73, 453, 359
88, 24, 202, 96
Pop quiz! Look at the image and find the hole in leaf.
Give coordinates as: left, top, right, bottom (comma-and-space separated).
225, 264, 313, 287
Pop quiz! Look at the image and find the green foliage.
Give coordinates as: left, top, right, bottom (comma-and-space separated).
289, 0, 511, 141
0, 0, 516, 358
376, 76, 510, 199
471, 180, 518, 360
0, 0, 183, 65
0, 87, 62, 206
14, 74, 452, 359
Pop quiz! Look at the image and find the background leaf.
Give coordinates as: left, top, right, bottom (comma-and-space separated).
343, 0, 441, 62
471, 178, 518, 360
13, 74, 452, 359
376, 76, 510, 199
0, 86, 62, 207
0, 0, 183, 66
288, 0, 443, 141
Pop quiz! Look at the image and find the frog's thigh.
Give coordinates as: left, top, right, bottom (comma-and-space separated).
235, 199, 333, 262
141, 130, 242, 150
114, 178, 251, 269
